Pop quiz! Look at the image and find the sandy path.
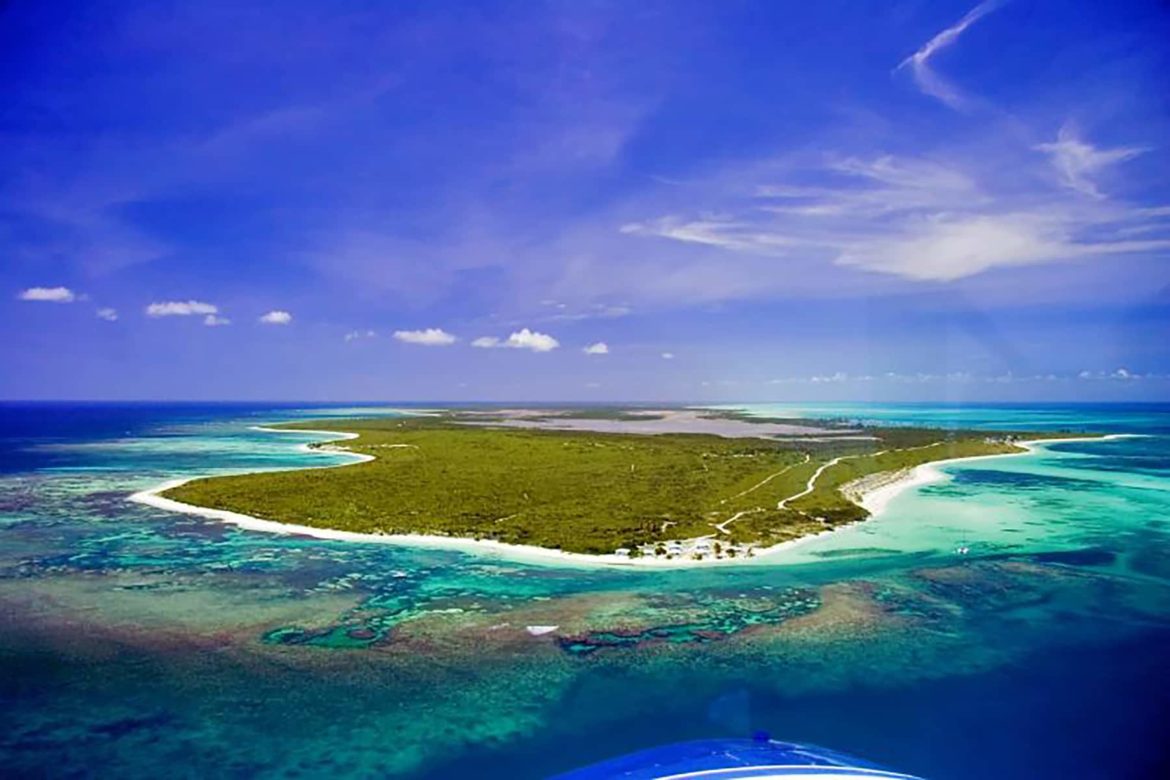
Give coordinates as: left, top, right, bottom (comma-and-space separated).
777, 455, 852, 509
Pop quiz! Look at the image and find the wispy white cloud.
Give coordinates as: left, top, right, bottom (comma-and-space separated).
471, 328, 559, 352
545, 303, 632, 322
620, 217, 801, 253
19, 286, 76, 303
1035, 124, 1147, 198
661, 352, 675, 360
203, 314, 231, 326
624, 139, 1170, 283
393, 328, 457, 346
830, 155, 977, 195
96, 307, 118, 321
583, 342, 609, 355
259, 310, 293, 325
837, 214, 1060, 281
344, 329, 376, 342
897, 0, 1003, 110
146, 300, 218, 317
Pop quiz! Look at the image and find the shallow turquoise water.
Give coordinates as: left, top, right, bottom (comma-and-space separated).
1, 402, 1168, 778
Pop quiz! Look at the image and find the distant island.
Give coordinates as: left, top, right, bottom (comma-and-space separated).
134, 407, 1089, 565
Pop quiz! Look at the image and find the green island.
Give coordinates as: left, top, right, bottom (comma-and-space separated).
162, 408, 1073, 559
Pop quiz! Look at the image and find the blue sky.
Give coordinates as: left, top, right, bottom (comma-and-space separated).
3, 0, 1169, 401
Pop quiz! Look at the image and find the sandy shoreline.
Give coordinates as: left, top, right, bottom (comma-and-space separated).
128, 427, 1122, 570
852, 435, 1131, 518
130, 426, 721, 569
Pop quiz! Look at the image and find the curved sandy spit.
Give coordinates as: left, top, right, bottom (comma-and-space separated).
749, 434, 1133, 561
128, 428, 1125, 570
854, 434, 1133, 518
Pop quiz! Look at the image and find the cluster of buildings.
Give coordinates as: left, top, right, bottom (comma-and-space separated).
613, 537, 755, 561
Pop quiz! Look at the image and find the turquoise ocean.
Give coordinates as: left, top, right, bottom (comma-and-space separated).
1, 402, 1167, 778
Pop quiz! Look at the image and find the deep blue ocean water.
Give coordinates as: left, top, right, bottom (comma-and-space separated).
1, 402, 1168, 778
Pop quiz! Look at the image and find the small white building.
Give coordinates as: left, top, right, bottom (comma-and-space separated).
614, 547, 631, 557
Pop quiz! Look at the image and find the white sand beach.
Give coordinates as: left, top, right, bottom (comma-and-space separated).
849, 435, 1129, 518
130, 473, 770, 569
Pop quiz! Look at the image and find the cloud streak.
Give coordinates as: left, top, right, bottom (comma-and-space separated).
898, 0, 1003, 110
146, 300, 218, 317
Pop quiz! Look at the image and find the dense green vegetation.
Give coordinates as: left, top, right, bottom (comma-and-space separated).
163, 414, 1051, 555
